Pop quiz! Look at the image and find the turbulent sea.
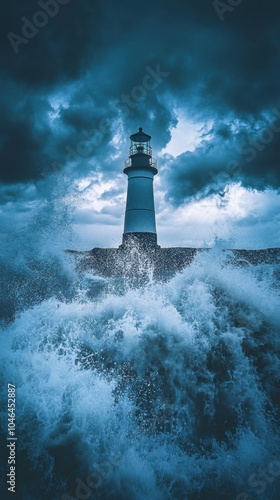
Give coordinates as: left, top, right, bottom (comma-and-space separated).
0, 205, 280, 499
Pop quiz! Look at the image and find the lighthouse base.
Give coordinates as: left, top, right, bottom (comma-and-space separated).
66, 246, 280, 282
120, 232, 160, 250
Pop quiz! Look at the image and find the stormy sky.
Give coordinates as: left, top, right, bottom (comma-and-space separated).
1, 0, 280, 249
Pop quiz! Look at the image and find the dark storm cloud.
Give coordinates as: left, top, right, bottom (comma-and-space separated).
1, 0, 280, 203
1, 0, 98, 86
164, 110, 280, 204
0, 76, 54, 183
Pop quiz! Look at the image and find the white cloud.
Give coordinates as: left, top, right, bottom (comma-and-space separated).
160, 111, 212, 157
73, 173, 125, 212
156, 185, 280, 249
70, 176, 280, 250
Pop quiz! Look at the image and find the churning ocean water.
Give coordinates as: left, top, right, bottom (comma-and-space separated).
0, 198, 280, 500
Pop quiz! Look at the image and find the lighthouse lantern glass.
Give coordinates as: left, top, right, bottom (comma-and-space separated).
129, 128, 152, 156
130, 139, 152, 157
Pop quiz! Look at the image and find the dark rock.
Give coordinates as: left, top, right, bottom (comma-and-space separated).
65, 245, 280, 281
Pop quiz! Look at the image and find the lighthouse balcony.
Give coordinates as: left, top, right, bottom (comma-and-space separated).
124, 157, 157, 169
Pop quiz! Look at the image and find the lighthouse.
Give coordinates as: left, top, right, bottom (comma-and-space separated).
71, 129, 280, 277
122, 128, 159, 248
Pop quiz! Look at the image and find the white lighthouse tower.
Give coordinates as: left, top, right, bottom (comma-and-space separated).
122, 128, 159, 248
